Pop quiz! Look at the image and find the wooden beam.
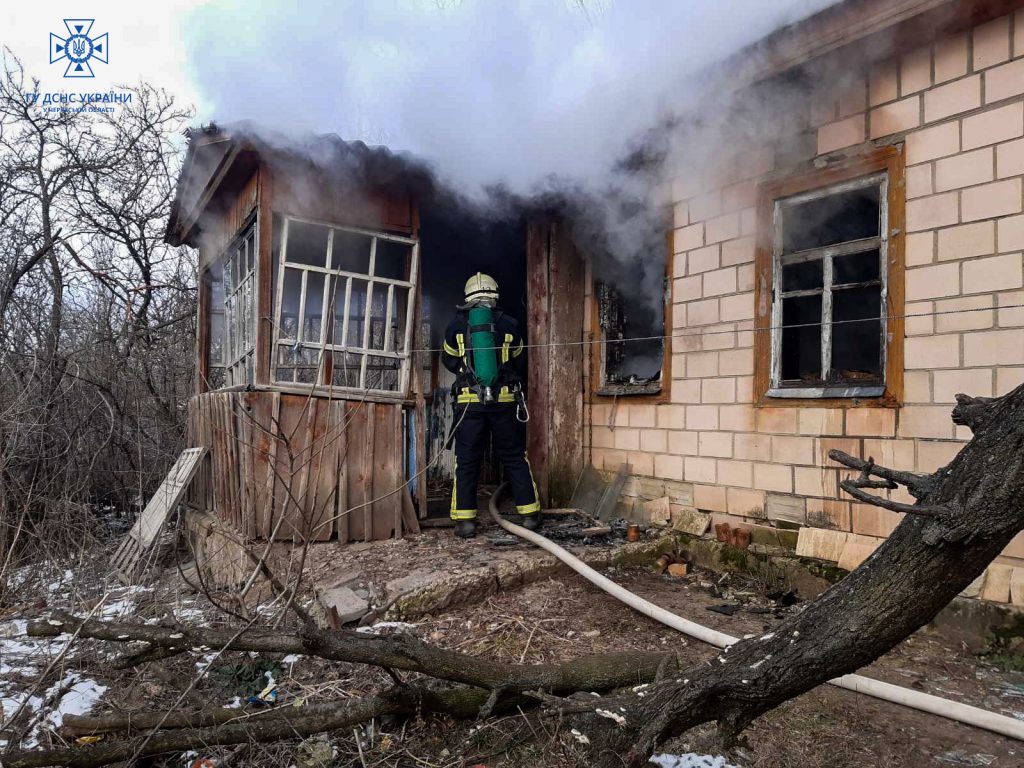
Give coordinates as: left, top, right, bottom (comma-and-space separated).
526, 220, 551, 505
545, 222, 585, 507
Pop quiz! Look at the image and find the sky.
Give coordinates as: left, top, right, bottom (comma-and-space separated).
0, 0, 201, 109
0, 0, 835, 196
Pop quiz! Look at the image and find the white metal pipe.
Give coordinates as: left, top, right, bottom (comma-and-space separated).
487, 489, 1024, 741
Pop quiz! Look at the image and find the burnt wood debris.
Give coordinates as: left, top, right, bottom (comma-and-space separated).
6, 386, 1024, 768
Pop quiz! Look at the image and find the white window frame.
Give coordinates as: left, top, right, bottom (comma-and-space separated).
223, 221, 257, 386
272, 214, 419, 396
207, 218, 257, 390
768, 172, 888, 399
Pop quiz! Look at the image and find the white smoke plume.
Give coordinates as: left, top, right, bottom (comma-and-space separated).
182, 0, 835, 197
183, 0, 837, 379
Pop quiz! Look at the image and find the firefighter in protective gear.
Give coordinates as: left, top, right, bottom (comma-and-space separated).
441, 273, 541, 539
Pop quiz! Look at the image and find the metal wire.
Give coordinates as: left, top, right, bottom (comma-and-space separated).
412, 302, 1024, 355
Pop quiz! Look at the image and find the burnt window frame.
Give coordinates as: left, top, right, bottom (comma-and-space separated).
589, 231, 673, 402
769, 172, 887, 397
753, 146, 905, 409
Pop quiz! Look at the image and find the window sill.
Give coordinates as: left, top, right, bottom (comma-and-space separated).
595, 383, 662, 397
755, 386, 899, 409
766, 385, 884, 399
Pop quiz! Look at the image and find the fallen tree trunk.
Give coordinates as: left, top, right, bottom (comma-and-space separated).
563, 387, 1024, 766
3, 685, 536, 768
10, 387, 1024, 768
27, 614, 673, 696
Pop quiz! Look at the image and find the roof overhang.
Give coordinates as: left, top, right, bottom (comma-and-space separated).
722, 0, 1023, 88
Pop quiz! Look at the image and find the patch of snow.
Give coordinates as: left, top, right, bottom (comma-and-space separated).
355, 621, 416, 635
44, 674, 107, 729
196, 652, 220, 672
648, 754, 739, 768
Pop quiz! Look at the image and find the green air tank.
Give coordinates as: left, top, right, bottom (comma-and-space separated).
468, 305, 498, 387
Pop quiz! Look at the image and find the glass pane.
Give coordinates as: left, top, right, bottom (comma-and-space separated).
782, 183, 880, 252
340, 279, 370, 348
208, 367, 225, 389
331, 229, 372, 274
781, 259, 823, 292
781, 294, 822, 383
366, 355, 400, 391
390, 286, 410, 352
374, 238, 410, 280
209, 311, 225, 366
834, 249, 881, 285
332, 351, 363, 388
285, 220, 330, 267
296, 366, 318, 384
209, 262, 225, 305
278, 269, 302, 340
366, 286, 389, 351
831, 286, 882, 383
303, 272, 325, 343
246, 232, 256, 274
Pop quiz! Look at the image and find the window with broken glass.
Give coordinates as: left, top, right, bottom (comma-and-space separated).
205, 221, 257, 389
769, 172, 887, 398
595, 281, 666, 396
273, 216, 418, 395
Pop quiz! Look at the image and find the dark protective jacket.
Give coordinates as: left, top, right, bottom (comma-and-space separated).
441, 308, 525, 404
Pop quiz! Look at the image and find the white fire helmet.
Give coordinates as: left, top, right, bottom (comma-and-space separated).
464, 272, 499, 304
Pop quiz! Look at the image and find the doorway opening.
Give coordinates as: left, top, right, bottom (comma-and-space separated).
416, 201, 528, 517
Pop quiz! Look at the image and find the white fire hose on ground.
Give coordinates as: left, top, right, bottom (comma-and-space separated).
487, 485, 1024, 741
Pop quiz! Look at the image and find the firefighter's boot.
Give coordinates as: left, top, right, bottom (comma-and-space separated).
454, 519, 477, 539
519, 513, 542, 532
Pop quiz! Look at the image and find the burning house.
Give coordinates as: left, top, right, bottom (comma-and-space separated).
168, 0, 1024, 604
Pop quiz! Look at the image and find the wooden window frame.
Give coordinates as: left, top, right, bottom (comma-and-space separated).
222, 220, 258, 386
587, 232, 674, 404
202, 216, 258, 391
272, 214, 419, 398
753, 146, 905, 409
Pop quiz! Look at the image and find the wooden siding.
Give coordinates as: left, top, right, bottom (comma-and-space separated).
186, 390, 420, 542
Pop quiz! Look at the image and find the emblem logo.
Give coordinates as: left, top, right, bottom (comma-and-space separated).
50, 19, 109, 78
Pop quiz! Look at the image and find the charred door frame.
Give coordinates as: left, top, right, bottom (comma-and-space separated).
526, 219, 585, 507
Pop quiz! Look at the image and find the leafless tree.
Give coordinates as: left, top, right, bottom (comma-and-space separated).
0, 50, 193, 586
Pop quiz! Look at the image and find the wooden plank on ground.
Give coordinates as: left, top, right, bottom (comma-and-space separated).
113, 447, 207, 581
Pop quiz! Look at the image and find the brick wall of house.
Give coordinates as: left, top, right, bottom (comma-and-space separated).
585, 10, 1024, 602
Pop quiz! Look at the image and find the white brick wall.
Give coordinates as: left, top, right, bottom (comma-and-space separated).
587, 9, 1024, 588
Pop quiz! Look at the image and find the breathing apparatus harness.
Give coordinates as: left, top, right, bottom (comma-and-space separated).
457, 301, 530, 423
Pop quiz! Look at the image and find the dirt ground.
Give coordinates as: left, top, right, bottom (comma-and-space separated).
3, 520, 1024, 768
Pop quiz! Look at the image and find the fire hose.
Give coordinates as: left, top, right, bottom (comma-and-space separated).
486, 483, 1024, 741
